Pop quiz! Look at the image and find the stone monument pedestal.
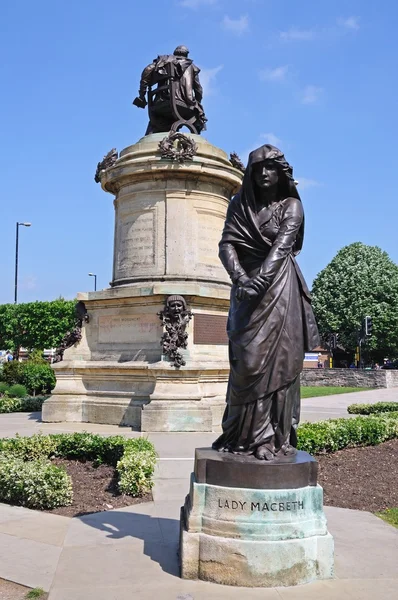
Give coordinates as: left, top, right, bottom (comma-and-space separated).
180, 448, 334, 587
42, 134, 242, 432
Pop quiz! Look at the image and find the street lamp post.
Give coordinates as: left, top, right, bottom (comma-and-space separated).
14, 222, 31, 304
88, 272, 97, 291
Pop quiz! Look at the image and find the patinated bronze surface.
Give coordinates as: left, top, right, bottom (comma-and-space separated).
158, 295, 192, 368
213, 145, 319, 461
195, 448, 318, 489
133, 45, 207, 135
94, 148, 118, 183
229, 152, 246, 173
54, 301, 89, 363
158, 132, 198, 162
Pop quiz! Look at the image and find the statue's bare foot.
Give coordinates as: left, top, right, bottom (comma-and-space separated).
255, 446, 275, 461
280, 444, 297, 457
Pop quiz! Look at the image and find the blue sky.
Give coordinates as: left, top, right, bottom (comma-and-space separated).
1, 0, 397, 303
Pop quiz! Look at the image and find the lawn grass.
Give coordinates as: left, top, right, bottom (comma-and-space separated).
301, 386, 370, 398
375, 508, 398, 529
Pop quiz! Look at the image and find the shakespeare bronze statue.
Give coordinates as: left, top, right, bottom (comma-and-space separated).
213, 145, 319, 461
133, 45, 207, 135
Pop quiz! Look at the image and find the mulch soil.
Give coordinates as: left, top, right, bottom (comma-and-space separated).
0, 577, 47, 600
47, 459, 152, 517
41, 441, 398, 517
317, 439, 398, 512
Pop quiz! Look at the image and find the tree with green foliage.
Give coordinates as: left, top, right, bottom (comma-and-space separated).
0, 299, 75, 352
312, 243, 398, 362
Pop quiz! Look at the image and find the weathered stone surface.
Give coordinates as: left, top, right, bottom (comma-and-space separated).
100, 133, 242, 288
181, 527, 334, 587
141, 402, 213, 432
301, 368, 398, 388
180, 475, 334, 587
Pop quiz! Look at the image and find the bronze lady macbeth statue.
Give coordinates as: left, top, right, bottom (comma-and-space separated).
213, 145, 319, 461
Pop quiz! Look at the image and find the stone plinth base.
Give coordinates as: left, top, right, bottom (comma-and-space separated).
42, 360, 228, 432
42, 281, 232, 432
180, 448, 334, 587
43, 134, 242, 432
43, 395, 223, 432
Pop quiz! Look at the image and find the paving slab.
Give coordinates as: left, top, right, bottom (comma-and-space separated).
47, 502, 398, 599
0, 389, 397, 598
325, 506, 398, 579
64, 509, 165, 547
0, 504, 69, 546
0, 532, 61, 592
153, 478, 190, 502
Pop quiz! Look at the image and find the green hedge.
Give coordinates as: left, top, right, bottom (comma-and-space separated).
0, 395, 47, 413
117, 439, 158, 496
297, 413, 398, 455
347, 402, 398, 415
0, 456, 73, 510
0, 432, 157, 510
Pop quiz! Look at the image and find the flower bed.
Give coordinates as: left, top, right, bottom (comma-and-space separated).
0, 433, 157, 510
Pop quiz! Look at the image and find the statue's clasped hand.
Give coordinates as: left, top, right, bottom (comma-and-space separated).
236, 274, 268, 301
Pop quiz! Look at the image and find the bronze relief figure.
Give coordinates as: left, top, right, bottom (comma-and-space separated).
213, 145, 319, 461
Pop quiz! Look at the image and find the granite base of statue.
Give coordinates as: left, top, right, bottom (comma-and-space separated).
180, 449, 334, 587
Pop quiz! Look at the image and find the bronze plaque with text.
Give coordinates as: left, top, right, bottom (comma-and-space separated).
194, 314, 228, 345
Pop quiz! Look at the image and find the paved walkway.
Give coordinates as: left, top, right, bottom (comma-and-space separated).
0, 388, 396, 599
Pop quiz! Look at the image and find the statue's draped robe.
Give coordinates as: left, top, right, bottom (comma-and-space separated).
213, 146, 319, 455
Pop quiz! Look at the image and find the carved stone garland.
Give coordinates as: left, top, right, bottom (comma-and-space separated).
158, 132, 198, 163
158, 295, 192, 367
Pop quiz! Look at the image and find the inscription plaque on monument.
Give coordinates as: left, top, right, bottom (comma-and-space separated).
98, 314, 159, 344
117, 211, 156, 272
194, 314, 228, 345
217, 498, 305, 512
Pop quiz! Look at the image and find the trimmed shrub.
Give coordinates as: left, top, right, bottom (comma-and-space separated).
21, 362, 56, 395
0, 382, 10, 394
297, 413, 398, 455
0, 432, 157, 510
51, 433, 128, 465
0, 397, 23, 413
0, 456, 72, 509
0, 395, 47, 414
117, 439, 157, 496
347, 402, 398, 415
8, 384, 28, 398
0, 433, 58, 460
